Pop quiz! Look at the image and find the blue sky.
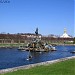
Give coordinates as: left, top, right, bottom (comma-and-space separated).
0, 0, 74, 36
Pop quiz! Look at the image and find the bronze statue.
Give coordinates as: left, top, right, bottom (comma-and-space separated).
35, 28, 38, 35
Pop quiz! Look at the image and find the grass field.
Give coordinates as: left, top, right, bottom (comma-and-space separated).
0, 43, 26, 47
1, 58, 75, 75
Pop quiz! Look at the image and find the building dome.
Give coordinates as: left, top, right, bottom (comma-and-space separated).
60, 28, 71, 38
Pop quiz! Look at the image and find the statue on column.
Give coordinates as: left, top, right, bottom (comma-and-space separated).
35, 28, 38, 35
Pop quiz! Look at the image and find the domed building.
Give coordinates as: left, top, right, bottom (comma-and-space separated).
60, 28, 71, 38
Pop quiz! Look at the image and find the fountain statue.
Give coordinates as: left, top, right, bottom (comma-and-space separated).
18, 28, 56, 52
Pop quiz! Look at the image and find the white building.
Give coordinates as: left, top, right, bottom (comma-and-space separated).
60, 28, 71, 38
21, 33, 42, 39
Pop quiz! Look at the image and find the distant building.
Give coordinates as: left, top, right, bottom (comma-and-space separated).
60, 28, 71, 38
21, 33, 42, 39
48, 34, 57, 38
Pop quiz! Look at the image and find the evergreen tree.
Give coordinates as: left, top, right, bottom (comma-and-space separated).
73, 37, 75, 44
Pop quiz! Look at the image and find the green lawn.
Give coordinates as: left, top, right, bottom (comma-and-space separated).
1, 59, 75, 75
0, 43, 26, 47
